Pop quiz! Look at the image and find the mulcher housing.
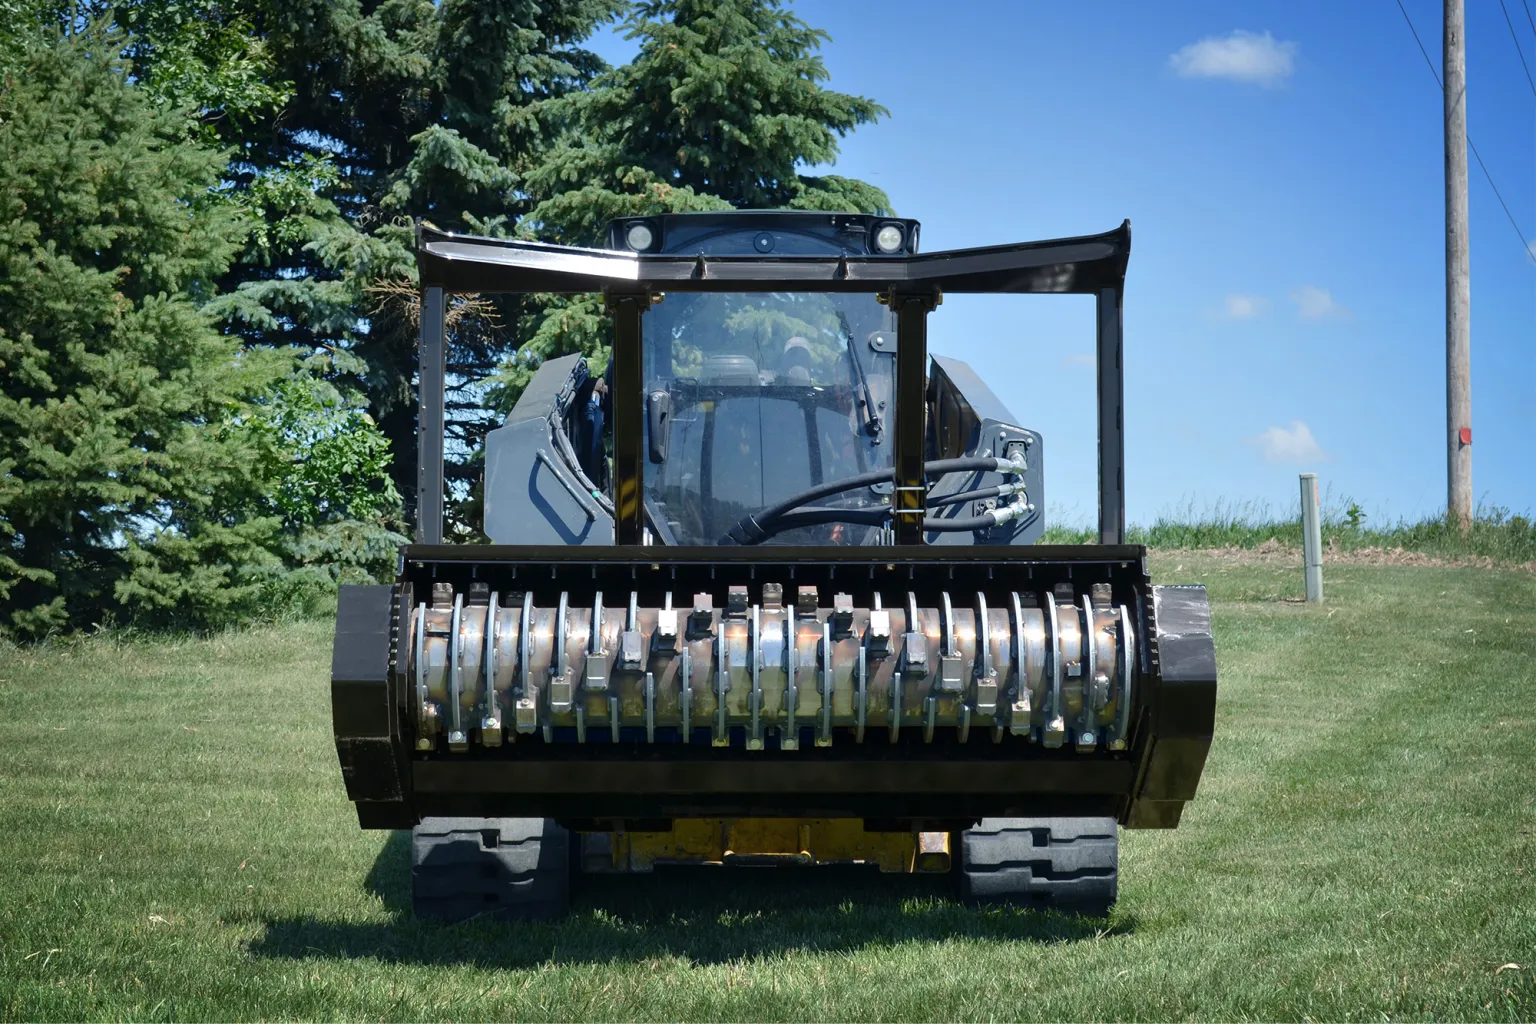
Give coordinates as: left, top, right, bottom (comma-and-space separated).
330, 213, 1217, 851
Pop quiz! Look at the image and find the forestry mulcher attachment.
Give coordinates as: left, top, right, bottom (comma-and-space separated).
331, 211, 1218, 921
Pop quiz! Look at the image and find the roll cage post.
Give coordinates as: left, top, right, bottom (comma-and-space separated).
417, 286, 446, 544
887, 289, 938, 546
412, 221, 1130, 547
606, 291, 651, 545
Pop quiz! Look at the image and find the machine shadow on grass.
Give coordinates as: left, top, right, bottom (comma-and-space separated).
248, 831, 1127, 968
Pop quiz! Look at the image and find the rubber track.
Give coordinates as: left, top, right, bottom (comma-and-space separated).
411, 817, 570, 922
959, 817, 1117, 916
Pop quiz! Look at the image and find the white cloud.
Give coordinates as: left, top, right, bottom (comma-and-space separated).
1169, 30, 1297, 86
1252, 420, 1326, 464
1221, 293, 1270, 320
1059, 352, 1095, 371
1291, 285, 1351, 320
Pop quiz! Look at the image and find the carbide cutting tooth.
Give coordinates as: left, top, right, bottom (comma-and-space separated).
550, 669, 573, 713
796, 585, 818, 616
903, 630, 928, 674
726, 585, 749, 618
868, 610, 891, 656
515, 696, 537, 733
583, 649, 609, 691
832, 593, 854, 636
619, 629, 644, 669
688, 594, 714, 638
939, 652, 963, 691
654, 609, 679, 653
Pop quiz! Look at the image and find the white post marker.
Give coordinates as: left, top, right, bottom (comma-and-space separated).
1299, 473, 1323, 603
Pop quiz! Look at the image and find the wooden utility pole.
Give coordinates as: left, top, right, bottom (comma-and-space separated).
1445, 0, 1473, 530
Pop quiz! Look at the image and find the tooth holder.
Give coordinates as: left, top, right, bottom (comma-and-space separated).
409, 585, 1134, 752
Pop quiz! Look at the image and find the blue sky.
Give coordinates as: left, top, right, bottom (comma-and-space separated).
588, 0, 1534, 527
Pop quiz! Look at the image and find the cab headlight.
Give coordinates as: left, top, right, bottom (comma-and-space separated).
626, 223, 655, 251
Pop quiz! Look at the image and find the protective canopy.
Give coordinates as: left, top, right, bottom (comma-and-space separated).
414, 221, 1131, 296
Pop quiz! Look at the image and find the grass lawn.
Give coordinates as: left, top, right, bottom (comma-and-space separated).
1, 553, 1532, 1021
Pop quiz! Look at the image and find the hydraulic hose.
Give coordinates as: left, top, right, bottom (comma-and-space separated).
719, 455, 1026, 544
763, 506, 889, 533
741, 497, 1035, 544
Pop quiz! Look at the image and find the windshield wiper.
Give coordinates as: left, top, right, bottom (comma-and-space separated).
839, 313, 882, 443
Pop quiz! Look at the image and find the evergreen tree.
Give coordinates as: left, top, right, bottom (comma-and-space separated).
0, 25, 291, 635
201, 0, 623, 530
499, 0, 891, 405
527, 0, 891, 243
4, 1, 622, 533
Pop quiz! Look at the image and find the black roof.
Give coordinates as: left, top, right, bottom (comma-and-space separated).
413, 219, 1131, 296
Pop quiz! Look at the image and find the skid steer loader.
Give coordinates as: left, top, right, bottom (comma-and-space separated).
330, 211, 1218, 921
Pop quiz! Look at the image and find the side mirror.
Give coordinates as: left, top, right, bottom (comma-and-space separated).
647, 389, 671, 464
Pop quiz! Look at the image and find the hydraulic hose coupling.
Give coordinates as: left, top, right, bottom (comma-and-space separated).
986, 501, 1032, 527
406, 581, 1136, 754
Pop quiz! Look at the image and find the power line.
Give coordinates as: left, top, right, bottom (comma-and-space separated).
1393, 0, 1536, 263
1496, 0, 1536, 95
1523, 0, 1536, 43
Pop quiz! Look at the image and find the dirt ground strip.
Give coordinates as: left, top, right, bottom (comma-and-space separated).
1171, 537, 1536, 572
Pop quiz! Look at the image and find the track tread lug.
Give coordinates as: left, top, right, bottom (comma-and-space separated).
411, 817, 570, 922
959, 816, 1117, 917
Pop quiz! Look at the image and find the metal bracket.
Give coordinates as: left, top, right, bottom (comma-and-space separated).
584, 592, 609, 692
938, 591, 963, 692
447, 593, 466, 750
818, 621, 833, 747
413, 602, 431, 750
481, 591, 502, 745
748, 605, 764, 751
644, 671, 656, 742
713, 622, 729, 746
1043, 591, 1065, 747
1008, 591, 1031, 735
516, 592, 538, 735
856, 645, 869, 742
1111, 604, 1135, 750
1077, 595, 1098, 751
974, 592, 997, 716
783, 613, 799, 751
681, 643, 693, 739
551, 591, 572, 716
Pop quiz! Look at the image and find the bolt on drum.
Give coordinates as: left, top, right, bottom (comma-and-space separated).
407, 580, 1135, 753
